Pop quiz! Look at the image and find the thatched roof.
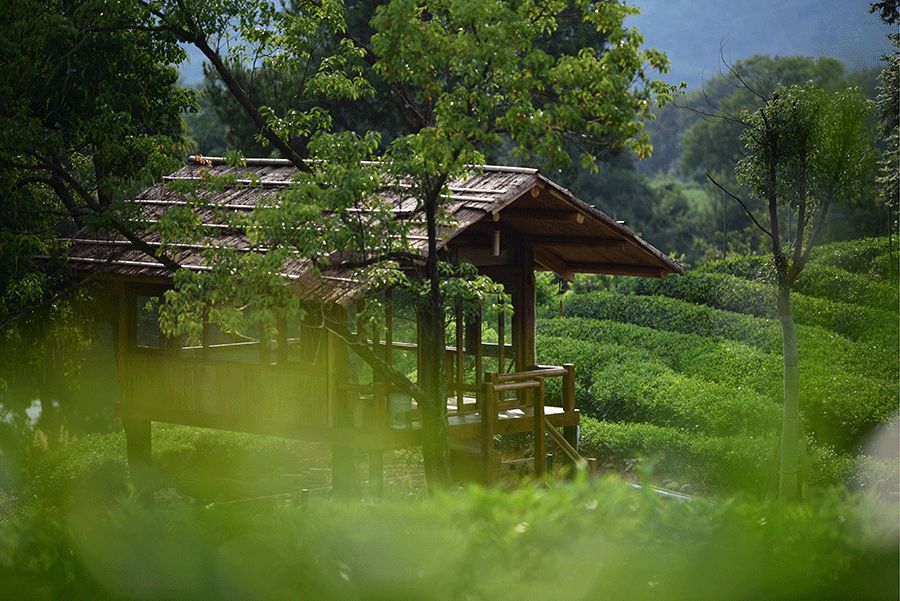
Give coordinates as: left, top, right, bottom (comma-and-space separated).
65, 156, 682, 304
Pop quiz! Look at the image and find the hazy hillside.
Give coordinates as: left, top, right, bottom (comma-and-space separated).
629, 0, 892, 90
178, 1, 893, 88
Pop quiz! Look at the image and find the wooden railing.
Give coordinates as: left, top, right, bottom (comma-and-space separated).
480, 364, 578, 477
338, 362, 581, 480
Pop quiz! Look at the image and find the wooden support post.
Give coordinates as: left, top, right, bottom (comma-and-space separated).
259, 320, 271, 366
455, 303, 464, 413
201, 322, 210, 360
517, 244, 536, 372
373, 381, 388, 431
332, 445, 359, 497
123, 418, 153, 498
276, 314, 288, 365
114, 283, 129, 400
482, 373, 499, 483
330, 307, 359, 496
533, 379, 546, 478
473, 306, 483, 393
562, 363, 578, 458
497, 305, 506, 374
368, 451, 384, 497
385, 289, 393, 365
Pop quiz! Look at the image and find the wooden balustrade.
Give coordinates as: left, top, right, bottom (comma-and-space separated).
479, 365, 578, 477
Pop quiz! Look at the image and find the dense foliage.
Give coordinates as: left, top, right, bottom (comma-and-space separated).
1, 426, 897, 601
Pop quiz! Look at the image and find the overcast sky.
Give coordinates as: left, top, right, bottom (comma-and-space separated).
178, 0, 894, 90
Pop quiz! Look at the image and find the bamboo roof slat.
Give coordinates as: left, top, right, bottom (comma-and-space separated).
64, 156, 682, 305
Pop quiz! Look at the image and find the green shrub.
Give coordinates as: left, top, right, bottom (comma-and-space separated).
3, 469, 897, 601
620, 271, 774, 316
561, 291, 895, 382
537, 335, 652, 409
578, 418, 886, 496
700, 256, 898, 312
565, 291, 782, 351
28, 431, 129, 506
26, 425, 309, 506
868, 251, 899, 281
579, 417, 777, 493
811, 237, 894, 278
539, 317, 782, 396
619, 271, 897, 347
589, 360, 780, 436
538, 318, 896, 451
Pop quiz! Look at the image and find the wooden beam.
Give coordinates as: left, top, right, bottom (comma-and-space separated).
454, 235, 626, 251
532, 246, 575, 282
513, 243, 536, 371
565, 262, 670, 277
497, 209, 585, 224
526, 236, 627, 248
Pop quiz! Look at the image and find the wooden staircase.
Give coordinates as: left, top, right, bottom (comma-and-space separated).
448, 365, 593, 483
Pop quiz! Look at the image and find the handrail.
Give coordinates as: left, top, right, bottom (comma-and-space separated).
479, 364, 579, 478
545, 418, 587, 471
492, 380, 542, 392
496, 366, 567, 381
371, 339, 513, 357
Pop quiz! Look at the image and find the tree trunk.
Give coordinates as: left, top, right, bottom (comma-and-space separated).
418, 185, 452, 490
417, 301, 452, 489
776, 284, 801, 500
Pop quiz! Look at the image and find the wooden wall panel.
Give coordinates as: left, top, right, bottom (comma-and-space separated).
119, 353, 329, 434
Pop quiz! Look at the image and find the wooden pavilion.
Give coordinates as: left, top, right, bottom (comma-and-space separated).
64, 156, 682, 493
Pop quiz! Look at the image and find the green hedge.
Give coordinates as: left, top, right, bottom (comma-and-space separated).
579, 417, 777, 493
699, 256, 898, 312
538, 318, 896, 450
536, 336, 651, 410
578, 418, 893, 496
620, 270, 772, 316
811, 237, 896, 279
561, 291, 895, 382
565, 291, 782, 352
27, 425, 308, 506
539, 317, 782, 396
590, 360, 780, 436
619, 271, 897, 348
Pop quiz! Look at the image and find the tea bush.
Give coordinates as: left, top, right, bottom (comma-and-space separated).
619, 271, 896, 347
579, 417, 777, 492
2, 461, 897, 601
561, 291, 895, 382
538, 318, 895, 451
811, 237, 895, 279
699, 256, 897, 312
590, 360, 780, 436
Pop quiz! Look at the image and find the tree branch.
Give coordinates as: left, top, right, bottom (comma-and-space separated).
706, 173, 774, 240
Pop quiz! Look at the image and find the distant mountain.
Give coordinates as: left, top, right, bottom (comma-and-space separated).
629, 0, 892, 91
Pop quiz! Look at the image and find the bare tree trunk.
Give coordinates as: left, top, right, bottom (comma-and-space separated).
776, 284, 800, 500
418, 301, 452, 489
418, 189, 452, 490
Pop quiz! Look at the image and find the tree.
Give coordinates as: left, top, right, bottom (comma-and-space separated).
872, 5, 899, 261
0, 1, 195, 428
123, 0, 675, 489
711, 83, 875, 499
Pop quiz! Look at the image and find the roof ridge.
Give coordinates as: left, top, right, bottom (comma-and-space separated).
187, 155, 537, 174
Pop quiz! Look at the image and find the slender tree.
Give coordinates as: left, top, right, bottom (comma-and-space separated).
710, 83, 875, 499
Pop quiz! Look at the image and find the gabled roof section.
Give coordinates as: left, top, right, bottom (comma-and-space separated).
64, 156, 681, 304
